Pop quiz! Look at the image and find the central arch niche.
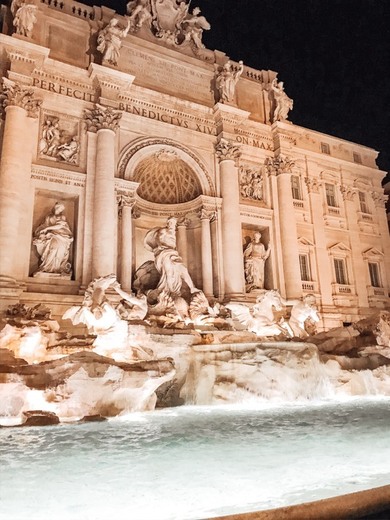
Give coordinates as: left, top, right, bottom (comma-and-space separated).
133, 149, 202, 204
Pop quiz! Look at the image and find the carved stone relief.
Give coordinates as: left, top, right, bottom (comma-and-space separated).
38, 113, 80, 165
239, 166, 264, 201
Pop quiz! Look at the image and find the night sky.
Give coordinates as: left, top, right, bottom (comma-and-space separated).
84, 0, 390, 182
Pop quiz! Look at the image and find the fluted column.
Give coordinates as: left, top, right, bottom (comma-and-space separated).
177, 217, 189, 267
0, 78, 41, 288
117, 194, 136, 292
199, 209, 215, 297
266, 156, 301, 299
85, 104, 122, 279
304, 177, 332, 305
216, 138, 245, 298
341, 185, 368, 307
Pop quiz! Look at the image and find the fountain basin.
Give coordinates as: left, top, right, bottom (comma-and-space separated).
1, 398, 390, 520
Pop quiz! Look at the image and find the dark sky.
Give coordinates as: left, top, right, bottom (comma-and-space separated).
86, 0, 390, 181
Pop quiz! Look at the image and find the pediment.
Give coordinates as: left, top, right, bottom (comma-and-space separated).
362, 247, 384, 259
328, 242, 351, 253
297, 236, 314, 247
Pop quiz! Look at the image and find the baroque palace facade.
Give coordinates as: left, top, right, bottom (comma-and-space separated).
0, 0, 389, 330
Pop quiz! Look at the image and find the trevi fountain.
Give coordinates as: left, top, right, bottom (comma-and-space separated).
0, 0, 390, 519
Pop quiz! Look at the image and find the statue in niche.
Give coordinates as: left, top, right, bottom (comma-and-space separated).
215, 60, 244, 103
271, 78, 293, 122
134, 216, 205, 321
243, 231, 271, 292
240, 168, 264, 201
97, 17, 131, 66
32, 202, 73, 277
226, 290, 293, 337
288, 294, 320, 338
11, 0, 37, 38
127, 0, 153, 30
180, 7, 210, 49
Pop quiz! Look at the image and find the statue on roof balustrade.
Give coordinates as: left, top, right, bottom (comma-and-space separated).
97, 17, 131, 66
270, 78, 294, 122
11, 0, 37, 38
215, 60, 244, 103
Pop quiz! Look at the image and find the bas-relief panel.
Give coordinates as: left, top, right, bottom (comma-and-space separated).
29, 192, 77, 278
121, 46, 213, 103
37, 111, 81, 169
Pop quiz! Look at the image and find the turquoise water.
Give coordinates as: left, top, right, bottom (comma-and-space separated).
1, 397, 390, 520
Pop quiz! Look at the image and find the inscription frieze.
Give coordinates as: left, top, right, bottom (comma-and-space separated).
32, 78, 96, 103
118, 101, 216, 135
31, 166, 85, 188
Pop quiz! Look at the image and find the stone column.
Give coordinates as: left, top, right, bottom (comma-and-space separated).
305, 177, 333, 306
199, 209, 215, 298
0, 78, 41, 289
216, 138, 245, 298
266, 156, 301, 299
177, 217, 189, 267
341, 185, 368, 307
117, 194, 136, 292
84, 104, 122, 279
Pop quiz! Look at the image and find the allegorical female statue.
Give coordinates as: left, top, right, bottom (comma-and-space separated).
97, 17, 131, 66
243, 231, 271, 291
215, 60, 244, 103
33, 202, 73, 276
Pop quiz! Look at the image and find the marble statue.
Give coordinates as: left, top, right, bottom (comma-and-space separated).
115, 286, 148, 321
97, 17, 131, 66
243, 231, 271, 291
226, 290, 292, 337
288, 294, 320, 338
33, 202, 73, 277
127, 0, 152, 30
216, 60, 244, 103
181, 7, 210, 49
271, 78, 293, 122
143, 216, 200, 317
11, 0, 37, 38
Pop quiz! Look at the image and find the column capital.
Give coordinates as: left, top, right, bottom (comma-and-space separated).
199, 208, 217, 222
0, 77, 41, 117
304, 177, 322, 194
265, 155, 295, 176
116, 193, 137, 218
340, 185, 357, 202
371, 191, 388, 208
84, 103, 122, 133
177, 216, 190, 228
215, 138, 241, 164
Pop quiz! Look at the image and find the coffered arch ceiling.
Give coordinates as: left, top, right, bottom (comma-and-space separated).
132, 149, 202, 204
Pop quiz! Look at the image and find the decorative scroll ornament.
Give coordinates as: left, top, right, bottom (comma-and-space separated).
340, 185, 357, 202
215, 138, 241, 164
0, 77, 41, 117
264, 155, 295, 176
304, 177, 321, 194
239, 166, 264, 201
84, 103, 122, 132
